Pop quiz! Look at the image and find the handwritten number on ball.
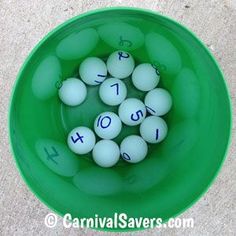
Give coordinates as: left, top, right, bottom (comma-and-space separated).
97, 115, 112, 129
97, 74, 106, 78
94, 74, 106, 84
131, 110, 143, 121
146, 105, 156, 114
156, 129, 159, 140
71, 132, 84, 143
118, 51, 130, 60
94, 80, 103, 84
110, 83, 119, 95
122, 152, 131, 160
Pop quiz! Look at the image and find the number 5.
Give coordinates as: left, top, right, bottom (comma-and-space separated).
131, 110, 143, 121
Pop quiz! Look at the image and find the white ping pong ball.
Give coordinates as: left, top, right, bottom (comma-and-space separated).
132, 63, 160, 91
107, 51, 135, 79
94, 112, 122, 139
140, 116, 168, 144
145, 88, 172, 116
99, 78, 127, 106
118, 98, 146, 126
79, 57, 107, 85
120, 135, 148, 163
58, 78, 87, 106
92, 140, 120, 168
67, 127, 96, 154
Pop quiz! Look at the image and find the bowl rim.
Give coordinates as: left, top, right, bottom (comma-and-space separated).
8, 6, 233, 232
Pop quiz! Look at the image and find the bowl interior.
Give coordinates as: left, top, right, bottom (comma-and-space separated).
10, 8, 231, 230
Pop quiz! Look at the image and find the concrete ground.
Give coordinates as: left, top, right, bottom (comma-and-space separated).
0, 0, 235, 235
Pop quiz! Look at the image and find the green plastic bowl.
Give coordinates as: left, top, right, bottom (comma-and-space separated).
9, 7, 232, 231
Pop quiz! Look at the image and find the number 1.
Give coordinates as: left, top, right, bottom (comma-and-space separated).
146, 105, 156, 114
156, 129, 159, 140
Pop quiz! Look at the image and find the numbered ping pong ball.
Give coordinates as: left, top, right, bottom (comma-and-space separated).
67, 127, 96, 154
92, 140, 120, 167
79, 57, 107, 85
107, 51, 135, 79
118, 98, 146, 126
132, 63, 160, 91
140, 116, 168, 143
94, 112, 122, 139
145, 88, 172, 116
58, 78, 87, 106
120, 135, 148, 163
99, 78, 127, 106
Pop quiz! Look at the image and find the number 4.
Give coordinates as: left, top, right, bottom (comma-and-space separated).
71, 132, 84, 143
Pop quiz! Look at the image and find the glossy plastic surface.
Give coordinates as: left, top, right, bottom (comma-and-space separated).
9, 7, 232, 231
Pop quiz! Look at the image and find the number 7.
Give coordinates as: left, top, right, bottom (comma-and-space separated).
110, 83, 119, 95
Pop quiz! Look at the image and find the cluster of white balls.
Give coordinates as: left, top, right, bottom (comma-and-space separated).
58, 51, 172, 168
